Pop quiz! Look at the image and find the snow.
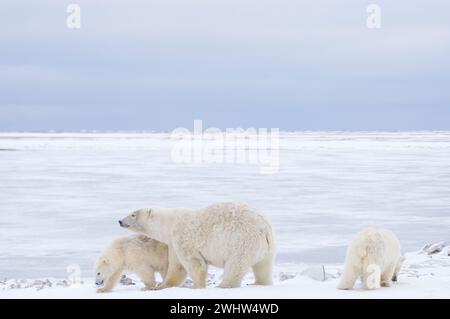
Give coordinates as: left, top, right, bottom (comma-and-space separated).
1, 131, 450, 298
1, 249, 449, 299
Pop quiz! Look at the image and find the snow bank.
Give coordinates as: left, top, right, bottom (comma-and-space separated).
1, 246, 449, 299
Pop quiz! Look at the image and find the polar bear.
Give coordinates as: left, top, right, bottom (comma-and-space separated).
95, 235, 168, 293
337, 228, 404, 290
119, 202, 275, 289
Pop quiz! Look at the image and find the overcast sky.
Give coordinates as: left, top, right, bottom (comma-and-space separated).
1, 0, 449, 131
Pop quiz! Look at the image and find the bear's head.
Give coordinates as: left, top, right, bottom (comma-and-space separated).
94, 257, 113, 287
119, 208, 152, 233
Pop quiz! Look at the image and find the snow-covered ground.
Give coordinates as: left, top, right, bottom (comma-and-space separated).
1, 131, 449, 298
1, 248, 449, 299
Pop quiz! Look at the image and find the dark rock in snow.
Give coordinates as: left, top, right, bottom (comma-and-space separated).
420, 242, 447, 255
120, 275, 135, 286
279, 272, 297, 281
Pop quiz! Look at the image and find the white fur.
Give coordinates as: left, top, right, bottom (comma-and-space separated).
95, 235, 168, 293
338, 228, 404, 290
120, 202, 276, 289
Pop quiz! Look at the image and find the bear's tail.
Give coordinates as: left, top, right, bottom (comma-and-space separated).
357, 231, 384, 266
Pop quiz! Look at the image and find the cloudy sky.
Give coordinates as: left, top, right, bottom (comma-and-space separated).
0, 0, 449, 131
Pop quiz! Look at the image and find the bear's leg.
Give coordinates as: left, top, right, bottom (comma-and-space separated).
157, 247, 187, 290
252, 255, 273, 285
172, 243, 207, 289
134, 266, 157, 291
361, 264, 381, 290
97, 269, 122, 293
392, 256, 404, 282
381, 264, 396, 287
159, 265, 168, 281
337, 265, 359, 290
186, 256, 208, 289
218, 260, 248, 288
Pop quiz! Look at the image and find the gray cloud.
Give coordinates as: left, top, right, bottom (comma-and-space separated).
1, 0, 449, 130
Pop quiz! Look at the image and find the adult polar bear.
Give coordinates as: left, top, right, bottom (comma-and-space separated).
119, 202, 275, 289
338, 228, 404, 290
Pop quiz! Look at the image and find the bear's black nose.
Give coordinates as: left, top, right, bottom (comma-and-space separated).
118, 220, 123, 226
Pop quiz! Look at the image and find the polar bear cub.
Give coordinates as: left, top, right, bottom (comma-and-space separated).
95, 235, 168, 293
338, 228, 404, 290
119, 202, 276, 289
